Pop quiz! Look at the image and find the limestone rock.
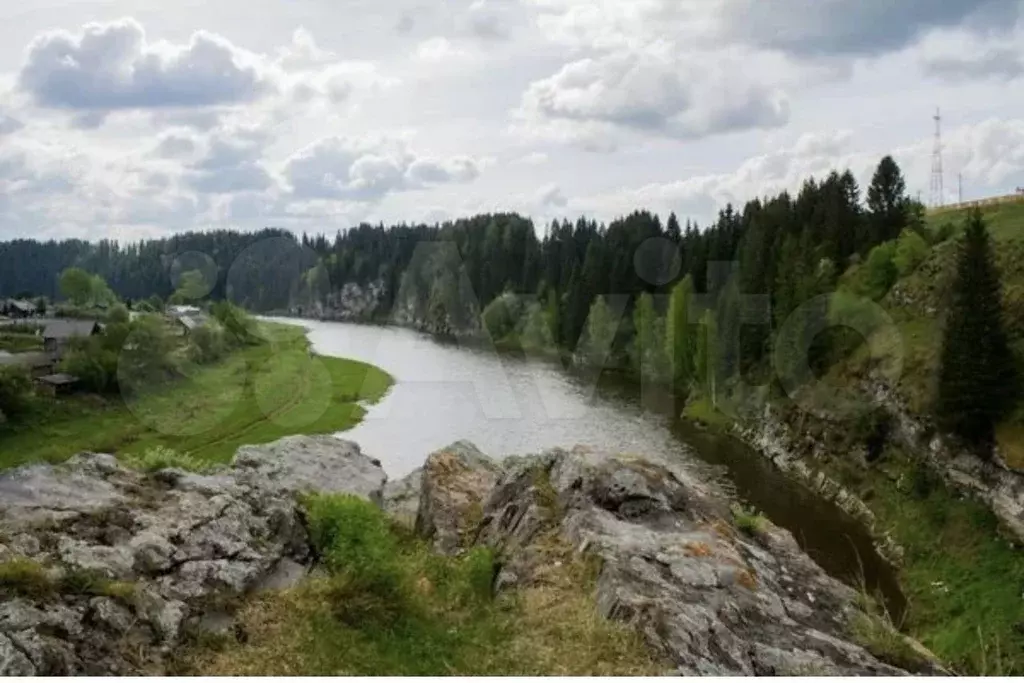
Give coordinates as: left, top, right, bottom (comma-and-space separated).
0, 434, 386, 675
234, 435, 387, 505
383, 467, 422, 527
416, 442, 501, 554
476, 446, 927, 676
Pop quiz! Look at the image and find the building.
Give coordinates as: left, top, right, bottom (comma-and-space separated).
1, 299, 37, 319
42, 320, 102, 361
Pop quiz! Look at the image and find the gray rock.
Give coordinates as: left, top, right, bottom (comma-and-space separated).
89, 598, 134, 634
477, 447, 923, 676
0, 632, 36, 676
0, 433, 389, 675
383, 467, 422, 527
234, 435, 387, 504
416, 442, 501, 554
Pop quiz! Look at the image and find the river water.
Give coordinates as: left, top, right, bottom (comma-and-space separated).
278, 318, 904, 616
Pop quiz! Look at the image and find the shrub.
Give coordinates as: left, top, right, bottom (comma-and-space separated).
731, 503, 768, 535
305, 494, 408, 625
59, 340, 120, 393
106, 303, 130, 325
482, 293, 524, 343
212, 302, 258, 347
893, 230, 929, 276
123, 446, 212, 473
0, 365, 35, 419
188, 324, 228, 364
863, 242, 899, 301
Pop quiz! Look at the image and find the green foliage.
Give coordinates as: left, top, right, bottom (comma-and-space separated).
893, 230, 929, 276
59, 267, 96, 306
170, 269, 211, 304
849, 610, 929, 673
694, 309, 718, 405
123, 446, 213, 473
630, 293, 669, 382
188, 324, 228, 364
59, 339, 120, 393
862, 241, 899, 300
665, 276, 694, 392
518, 302, 555, 352
578, 295, 618, 368
0, 557, 54, 599
211, 301, 258, 347
106, 303, 130, 325
937, 210, 1019, 451
867, 155, 910, 246
0, 366, 35, 421
482, 293, 524, 343
730, 503, 767, 535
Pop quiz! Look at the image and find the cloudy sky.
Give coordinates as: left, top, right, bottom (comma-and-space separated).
2, 0, 1023, 242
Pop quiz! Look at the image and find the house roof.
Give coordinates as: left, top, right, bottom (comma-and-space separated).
43, 320, 101, 340
176, 313, 209, 331
37, 373, 79, 386
6, 299, 36, 313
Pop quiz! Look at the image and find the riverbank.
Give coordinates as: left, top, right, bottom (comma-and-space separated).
0, 435, 932, 675
698, 392, 1024, 675
0, 322, 393, 470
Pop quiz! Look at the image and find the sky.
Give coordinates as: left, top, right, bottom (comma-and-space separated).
2, 0, 1024, 242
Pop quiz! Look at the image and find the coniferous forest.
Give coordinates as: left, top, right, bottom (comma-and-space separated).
3, 154, 1013, 448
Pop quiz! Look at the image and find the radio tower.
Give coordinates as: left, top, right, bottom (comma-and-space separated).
930, 107, 944, 208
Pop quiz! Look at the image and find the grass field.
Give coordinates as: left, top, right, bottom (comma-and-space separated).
0, 322, 393, 470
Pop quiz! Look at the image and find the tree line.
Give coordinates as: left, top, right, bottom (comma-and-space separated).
1, 154, 1017, 452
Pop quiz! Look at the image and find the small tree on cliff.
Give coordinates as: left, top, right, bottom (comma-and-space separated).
937, 208, 1019, 454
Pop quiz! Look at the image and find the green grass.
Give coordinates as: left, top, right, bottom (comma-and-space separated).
821, 448, 1024, 675
928, 197, 1024, 242
0, 333, 43, 352
184, 494, 664, 676
0, 322, 393, 470
682, 396, 731, 430
730, 503, 767, 535
0, 557, 138, 602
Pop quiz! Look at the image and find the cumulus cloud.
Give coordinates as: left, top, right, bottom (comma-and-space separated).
184, 128, 274, 194
283, 136, 481, 202
719, 0, 1020, 58
917, 27, 1024, 82
153, 133, 198, 159
537, 183, 568, 208
414, 37, 469, 63
0, 112, 23, 136
18, 18, 275, 111
516, 46, 789, 145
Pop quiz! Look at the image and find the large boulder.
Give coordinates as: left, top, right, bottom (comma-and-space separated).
415, 442, 501, 554
0, 436, 385, 676
475, 446, 932, 676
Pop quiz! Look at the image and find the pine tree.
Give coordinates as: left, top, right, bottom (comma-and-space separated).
937, 209, 1019, 453
866, 156, 908, 248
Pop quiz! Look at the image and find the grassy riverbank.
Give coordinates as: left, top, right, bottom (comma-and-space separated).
0, 322, 392, 470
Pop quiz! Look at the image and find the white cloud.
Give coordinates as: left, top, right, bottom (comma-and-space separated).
414, 37, 470, 63
515, 45, 789, 145
283, 136, 482, 202
18, 18, 275, 111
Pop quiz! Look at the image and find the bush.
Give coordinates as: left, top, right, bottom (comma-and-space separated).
482, 293, 524, 343
893, 230, 929, 276
305, 494, 408, 625
211, 301, 258, 347
188, 324, 228, 364
863, 242, 899, 300
59, 339, 120, 393
122, 446, 212, 473
731, 503, 768, 535
106, 303, 130, 325
0, 365, 35, 419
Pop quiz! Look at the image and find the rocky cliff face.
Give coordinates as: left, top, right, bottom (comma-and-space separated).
0, 436, 386, 675
403, 443, 934, 675
1, 436, 933, 676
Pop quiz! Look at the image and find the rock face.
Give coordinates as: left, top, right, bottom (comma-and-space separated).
0, 436, 385, 676
417, 444, 925, 676
415, 442, 501, 554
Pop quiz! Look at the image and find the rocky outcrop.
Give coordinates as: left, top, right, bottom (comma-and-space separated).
0, 436, 386, 676
735, 404, 906, 567
867, 380, 1024, 544
412, 443, 932, 676
415, 442, 501, 554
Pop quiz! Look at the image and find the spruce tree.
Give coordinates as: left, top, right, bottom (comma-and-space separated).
866, 156, 908, 248
937, 209, 1019, 453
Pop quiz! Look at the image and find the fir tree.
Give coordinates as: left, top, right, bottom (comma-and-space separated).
937, 209, 1019, 453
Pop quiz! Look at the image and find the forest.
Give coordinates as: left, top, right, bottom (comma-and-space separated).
1, 155, 1015, 449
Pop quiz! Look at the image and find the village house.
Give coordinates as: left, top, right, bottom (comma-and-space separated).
1, 299, 37, 319
42, 320, 102, 362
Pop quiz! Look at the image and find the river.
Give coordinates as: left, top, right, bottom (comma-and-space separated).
277, 317, 905, 617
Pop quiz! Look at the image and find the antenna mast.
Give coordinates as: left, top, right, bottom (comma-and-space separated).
930, 108, 944, 208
